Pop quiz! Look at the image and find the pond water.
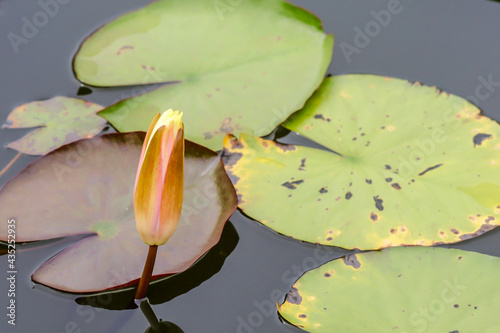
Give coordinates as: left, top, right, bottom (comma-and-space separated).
1, 0, 499, 332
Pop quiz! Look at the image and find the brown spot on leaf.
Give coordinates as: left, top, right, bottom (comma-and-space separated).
203, 132, 213, 140
485, 216, 496, 223
385, 165, 391, 170
450, 228, 460, 235
220, 117, 234, 133
314, 114, 325, 120
459, 224, 497, 240
275, 142, 296, 152
221, 141, 242, 165
390, 228, 396, 234
345, 192, 353, 200
298, 314, 307, 319
343, 254, 361, 269
287, 287, 302, 305
418, 164, 443, 176
365, 179, 372, 184
282, 180, 304, 190
319, 187, 328, 194
374, 196, 384, 211
227, 136, 243, 149
221, 150, 242, 184
385, 178, 392, 182
299, 158, 306, 170
391, 183, 401, 190
370, 212, 379, 222
117, 45, 134, 55
473, 133, 492, 147
324, 273, 331, 277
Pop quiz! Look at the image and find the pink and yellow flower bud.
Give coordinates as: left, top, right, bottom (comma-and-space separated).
134, 109, 184, 246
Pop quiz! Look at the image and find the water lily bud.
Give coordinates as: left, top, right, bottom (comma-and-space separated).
134, 109, 184, 245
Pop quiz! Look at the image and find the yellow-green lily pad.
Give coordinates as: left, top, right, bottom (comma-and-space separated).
73, 0, 333, 150
279, 247, 500, 332
223, 75, 500, 250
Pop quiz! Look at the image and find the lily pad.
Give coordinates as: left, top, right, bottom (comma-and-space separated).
0, 132, 237, 293
3, 97, 106, 155
278, 247, 500, 333
76, 221, 239, 310
73, 0, 333, 150
223, 75, 500, 250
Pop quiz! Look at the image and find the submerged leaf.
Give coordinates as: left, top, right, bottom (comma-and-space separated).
279, 247, 500, 332
4, 97, 105, 155
223, 75, 500, 250
73, 0, 333, 150
0, 133, 237, 292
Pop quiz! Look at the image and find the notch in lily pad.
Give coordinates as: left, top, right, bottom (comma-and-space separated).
223, 74, 500, 250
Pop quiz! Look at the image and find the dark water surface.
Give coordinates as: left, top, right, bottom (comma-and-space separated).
1, 0, 500, 332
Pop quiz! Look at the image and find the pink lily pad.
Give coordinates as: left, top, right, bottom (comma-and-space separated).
4, 96, 106, 155
0, 132, 237, 293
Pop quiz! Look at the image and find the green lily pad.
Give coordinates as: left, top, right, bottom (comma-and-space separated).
0, 132, 237, 293
73, 0, 333, 150
279, 247, 500, 332
223, 74, 500, 250
3, 97, 106, 155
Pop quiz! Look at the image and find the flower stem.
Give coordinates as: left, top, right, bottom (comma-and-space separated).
140, 299, 163, 332
0, 152, 22, 178
135, 245, 158, 300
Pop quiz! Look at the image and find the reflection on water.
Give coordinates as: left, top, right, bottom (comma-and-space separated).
76, 222, 239, 310
140, 299, 184, 333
